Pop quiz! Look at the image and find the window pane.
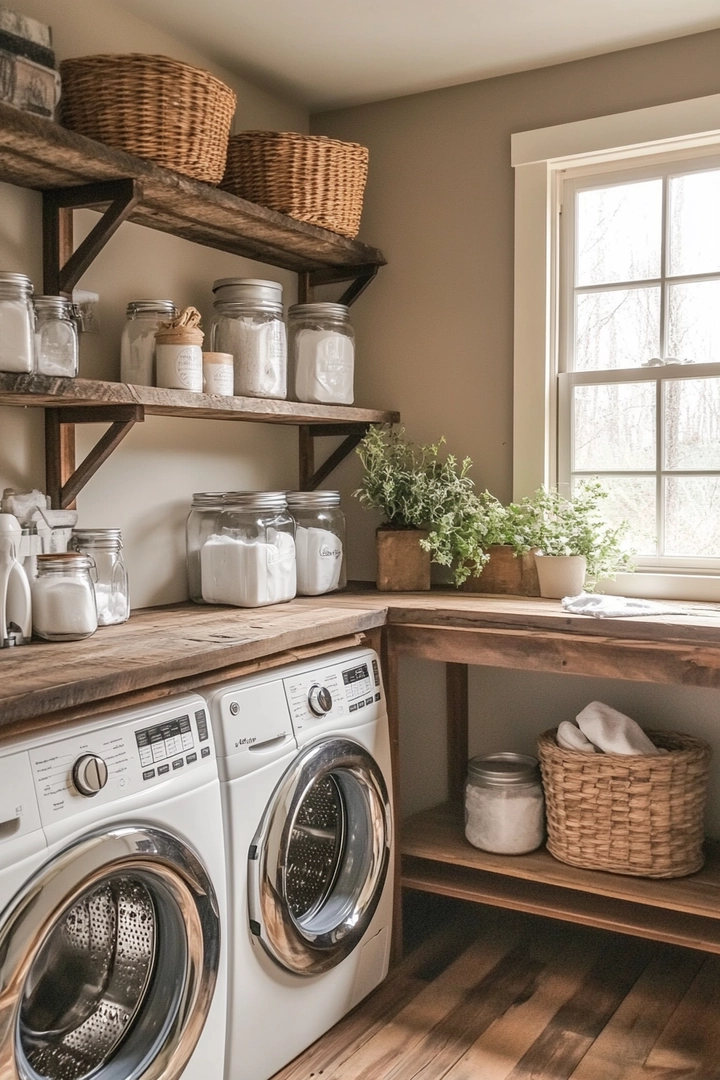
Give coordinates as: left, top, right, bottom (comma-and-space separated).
667, 281, 720, 363
664, 377, 720, 470
571, 475, 656, 556
573, 383, 655, 470
669, 169, 720, 276
575, 288, 660, 370
576, 180, 662, 287
665, 477, 720, 557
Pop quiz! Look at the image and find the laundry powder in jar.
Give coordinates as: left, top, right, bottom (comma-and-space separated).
464, 753, 544, 855
200, 531, 296, 607
295, 526, 342, 595
31, 553, 98, 640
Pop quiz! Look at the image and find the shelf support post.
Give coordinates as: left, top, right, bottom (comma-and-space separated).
298, 423, 370, 490
45, 405, 145, 509
446, 663, 469, 806
42, 178, 143, 296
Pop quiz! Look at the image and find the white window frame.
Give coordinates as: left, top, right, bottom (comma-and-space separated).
512, 93, 720, 602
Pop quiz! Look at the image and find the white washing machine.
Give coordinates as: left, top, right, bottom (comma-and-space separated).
203, 646, 394, 1080
0, 693, 227, 1080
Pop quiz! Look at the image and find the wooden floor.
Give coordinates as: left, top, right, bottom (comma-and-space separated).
273, 894, 720, 1080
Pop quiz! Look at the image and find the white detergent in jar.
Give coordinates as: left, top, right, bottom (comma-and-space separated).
464, 753, 544, 855
200, 531, 296, 607
295, 526, 342, 595
31, 553, 98, 641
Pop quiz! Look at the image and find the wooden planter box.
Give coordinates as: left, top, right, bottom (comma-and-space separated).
376, 528, 431, 591
460, 545, 540, 596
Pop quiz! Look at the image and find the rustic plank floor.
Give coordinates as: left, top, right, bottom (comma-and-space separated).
272, 895, 720, 1080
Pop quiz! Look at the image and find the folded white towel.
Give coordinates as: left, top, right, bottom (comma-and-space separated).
556, 720, 597, 753
575, 701, 662, 756
562, 593, 699, 619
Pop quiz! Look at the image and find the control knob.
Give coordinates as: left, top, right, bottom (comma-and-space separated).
72, 754, 109, 797
308, 684, 333, 717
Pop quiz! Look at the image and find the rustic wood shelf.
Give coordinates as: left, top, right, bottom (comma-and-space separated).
401, 803, 720, 953
0, 102, 386, 278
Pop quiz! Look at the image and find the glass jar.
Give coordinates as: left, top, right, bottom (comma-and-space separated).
70, 528, 129, 625
287, 490, 346, 595
464, 753, 545, 854
31, 553, 98, 641
120, 300, 176, 385
186, 492, 228, 603
200, 491, 296, 607
209, 279, 286, 399
0, 272, 34, 374
288, 303, 354, 405
33, 295, 79, 377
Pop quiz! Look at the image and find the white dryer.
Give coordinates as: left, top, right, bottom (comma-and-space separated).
204, 646, 394, 1080
0, 693, 227, 1080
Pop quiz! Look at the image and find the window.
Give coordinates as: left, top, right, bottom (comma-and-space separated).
512, 94, 720, 600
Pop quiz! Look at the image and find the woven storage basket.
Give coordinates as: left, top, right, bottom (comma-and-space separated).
221, 131, 369, 238
59, 54, 236, 184
537, 728, 711, 878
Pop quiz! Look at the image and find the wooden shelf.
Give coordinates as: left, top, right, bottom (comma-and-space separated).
0, 373, 399, 426
0, 102, 385, 277
401, 803, 720, 954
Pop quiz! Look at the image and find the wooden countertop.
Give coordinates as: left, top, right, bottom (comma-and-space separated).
3, 590, 720, 734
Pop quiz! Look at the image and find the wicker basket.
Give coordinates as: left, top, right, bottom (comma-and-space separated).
537, 728, 711, 878
221, 131, 369, 238
59, 54, 236, 184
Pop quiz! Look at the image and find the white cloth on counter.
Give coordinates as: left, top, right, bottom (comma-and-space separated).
574, 700, 663, 756
556, 720, 597, 753
561, 592, 706, 619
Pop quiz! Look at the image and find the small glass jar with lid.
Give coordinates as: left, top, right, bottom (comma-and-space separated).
288, 302, 354, 405
209, 278, 287, 399
186, 492, 230, 603
120, 300, 177, 385
0, 271, 34, 374
31, 553, 98, 641
287, 490, 346, 595
70, 528, 130, 625
33, 295, 79, 377
200, 491, 296, 607
465, 753, 545, 855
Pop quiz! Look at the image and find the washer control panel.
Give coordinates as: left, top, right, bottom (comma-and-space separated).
29, 695, 213, 824
284, 651, 384, 737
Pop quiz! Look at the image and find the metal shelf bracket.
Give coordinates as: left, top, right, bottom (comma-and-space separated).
45, 405, 145, 509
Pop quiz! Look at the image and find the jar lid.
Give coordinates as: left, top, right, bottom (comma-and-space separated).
221, 491, 288, 511
286, 490, 341, 508
34, 295, 73, 316
72, 528, 123, 548
126, 300, 177, 317
288, 303, 350, 319
467, 753, 541, 787
0, 271, 33, 291
37, 552, 94, 571
213, 277, 283, 295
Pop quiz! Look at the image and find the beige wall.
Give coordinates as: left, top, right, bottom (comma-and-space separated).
0, 0, 307, 607
313, 30, 720, 834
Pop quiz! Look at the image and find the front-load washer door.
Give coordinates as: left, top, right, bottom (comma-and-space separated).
248, 737, 392, 976
0, 824, 220, 1080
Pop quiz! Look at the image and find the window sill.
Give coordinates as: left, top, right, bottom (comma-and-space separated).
598, 571, 720, 603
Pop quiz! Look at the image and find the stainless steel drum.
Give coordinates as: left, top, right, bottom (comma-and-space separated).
0, 825, 220, 1080
248, 737, 391, 976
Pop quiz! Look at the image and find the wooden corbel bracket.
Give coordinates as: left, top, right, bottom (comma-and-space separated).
298, 423, 371, 490
45, 405, 145, 509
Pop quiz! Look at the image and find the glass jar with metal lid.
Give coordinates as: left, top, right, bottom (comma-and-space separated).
200, 491, 296, 607
209, 278, 287, 400
186, 492, 234, 604
0, 271, 34, 374
31, 552, 98, 641
33, 295, 79, 377
120, 300, 177, 385
287, 490, 346, 595
464, 752, 545, 855
70, 528, 129, 625
288, 302, 354, 405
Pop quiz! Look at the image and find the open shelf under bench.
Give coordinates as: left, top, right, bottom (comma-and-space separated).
402, 802, 720, 954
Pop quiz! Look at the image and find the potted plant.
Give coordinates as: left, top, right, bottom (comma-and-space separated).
354, 426, 490, 591
459, 492, 541, 595
505, 481, 633, 598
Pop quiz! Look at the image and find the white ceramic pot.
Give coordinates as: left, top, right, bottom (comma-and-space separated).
533, 553, 586, 599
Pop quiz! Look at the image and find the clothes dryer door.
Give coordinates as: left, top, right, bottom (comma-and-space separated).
248, 736, 392, 975
0, 824, 220, 1080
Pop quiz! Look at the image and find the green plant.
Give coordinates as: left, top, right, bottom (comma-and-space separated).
354, 426, 491, 586
503, 481, 633, 584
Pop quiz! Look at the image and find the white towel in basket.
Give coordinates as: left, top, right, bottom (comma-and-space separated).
575, 701, 662, 756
